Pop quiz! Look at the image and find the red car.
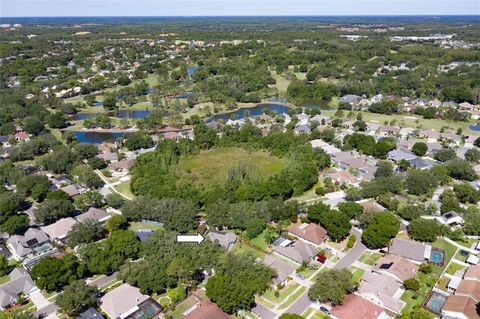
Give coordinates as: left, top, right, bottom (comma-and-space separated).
316, 254, 327, 264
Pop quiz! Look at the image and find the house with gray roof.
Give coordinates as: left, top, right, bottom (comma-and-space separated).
41, 217, 77, 244
272, 240, 320, 265
407, 157, 436, 170
389, 238, 431, 263
78, 308, 105, 319
76, 207, 111, 224
207, 231, 237, 251
340, 94, 362, 104
387, 149, 416, 162
263, 255, 295, 285
6, 228, 53, 262
0, 268, 38, 310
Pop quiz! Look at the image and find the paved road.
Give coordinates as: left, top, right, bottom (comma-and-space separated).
334, 228, 367, 270
252, 303, 277, 319
87, 272, 118, 288
285, 291, 312, 315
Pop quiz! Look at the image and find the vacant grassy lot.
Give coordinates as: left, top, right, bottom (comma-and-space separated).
178, 147, 287, 186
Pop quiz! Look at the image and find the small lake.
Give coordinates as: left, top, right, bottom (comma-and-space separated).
73, 131, 132, 144
187, 66, 199, 78
470, 124, 480, 131
208, 103, 289, 122
71, 110, 154, 120
207, 100, 331, 122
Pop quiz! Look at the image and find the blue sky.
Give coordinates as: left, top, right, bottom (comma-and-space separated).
1, 0, 479, 17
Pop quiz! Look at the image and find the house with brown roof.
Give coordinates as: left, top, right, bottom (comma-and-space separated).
331, 294, 386, 319
272, 240, 320, 265
183, 300, 230, 319
359, 200, 386, 213
464, 265, 480, 282
327, 170, 360, 187
455, 280, 480, 302
374, 254, 419, 283
108, 159, 134, 175
442, 295, 480, 319
288, 223, 327, 247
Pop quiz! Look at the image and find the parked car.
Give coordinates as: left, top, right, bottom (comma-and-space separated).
316, 254, 327, 264
460, 250, 469, 257
320, 306, 331, 314
295, 274, 305, 280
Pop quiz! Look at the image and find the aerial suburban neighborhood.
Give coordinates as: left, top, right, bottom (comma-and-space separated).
1, 6, 480, 319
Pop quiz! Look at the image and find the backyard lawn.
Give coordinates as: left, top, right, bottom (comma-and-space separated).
232, 241, 266, 259
249, 229, 274, 251
445, 261, 467, 276
114, 182, 135, 199
0, 275, 10, 285
359, 251, 382, 266
431, 239, 458, 274
348, 266, 365, 283
128, 221, 163, 232
400, 290, 425, 314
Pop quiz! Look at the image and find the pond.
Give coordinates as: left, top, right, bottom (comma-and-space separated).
73, 131, 132, 144
469, 124, 480, 131
71, 110, 154, 120
301, 98, 332, 110
187, 65, 199, 78
208, 103, 289, 122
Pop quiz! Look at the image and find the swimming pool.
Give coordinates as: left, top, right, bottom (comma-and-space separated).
430, 249, 445, 266
424, 291, 447, 314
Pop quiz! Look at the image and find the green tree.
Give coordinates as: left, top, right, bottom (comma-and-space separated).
404, 278, 420, 291
465, 148, 480, 163
105, 214, 128, 233
362, 212, 399, 249
34, 199, 75, 224
408, 219, 444, 242
279, 315, 305, 319
396, 204, 424, 221
405, 169, 438, 195
412, 142, 428, 156
23, 116, 45, 135
308, 269, 355, 306
31, 255, 81, 292
56, 281, 98, 316
0, 214, 29, 235
67, 220, 104, 247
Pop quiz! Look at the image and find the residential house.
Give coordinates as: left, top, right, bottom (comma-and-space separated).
442, 295, 480, 319
263, 255, 295, 285
331, 294, 387, 319
288, 223, 327, 247
97, 152, 118, 162
358, 271, 405, 314
389, 238, 431, 263
358, 200, 386, 213
387, 149, 416, 162
327, 170, 360, 187
97, 143, 117, 154
464, 265, 480, 282
41, 217, 77, 244
293, 124, 311, 135
426, 142, 443, 155
440, 211, 464, 227
272, 239, 320, 265
0, 268, 38, 310
406, 157, 436, 170
441, 133, 462, 146
418, 129, 440, 142
459, 102, 474, 111
378, 125, 400, 137
6, 228, 56, 267
61, 184, 83, 198
14, 132, 30, 142
78, 308, 105, 319
207, 231, 237, 251
340, 94, 362, 105
310, 139, 341, 155
108, 159, 134, 176
99, 283, 162, 319
374, 255, 419, 283
183, 300, 230, 319
76, 207, 111, 224
163, 132, 179, 140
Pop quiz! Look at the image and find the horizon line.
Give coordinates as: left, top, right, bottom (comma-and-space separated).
2, 14, 480, 18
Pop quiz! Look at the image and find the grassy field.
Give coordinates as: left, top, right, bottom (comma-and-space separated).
445, 261, 467, 276
263, 282, 300, 304
128, 221, 163, 232
321, 109, 477, 133
178, 147, 287, 186
348, 266, 365, 283
359, 252, 382, 266
249, 229, 273, 251
400, 290, 424, 314
114, 182, 135, 199
232, 241, 266, 259
0, 275, 10, 285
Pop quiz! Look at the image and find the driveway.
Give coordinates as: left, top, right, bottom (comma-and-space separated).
33, 303, 58, 319
29, 290, 50, 309
334, 228, 367, 270
285, 291, 313, 315
87, 272, 118, 288
251, 303, 276, 319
